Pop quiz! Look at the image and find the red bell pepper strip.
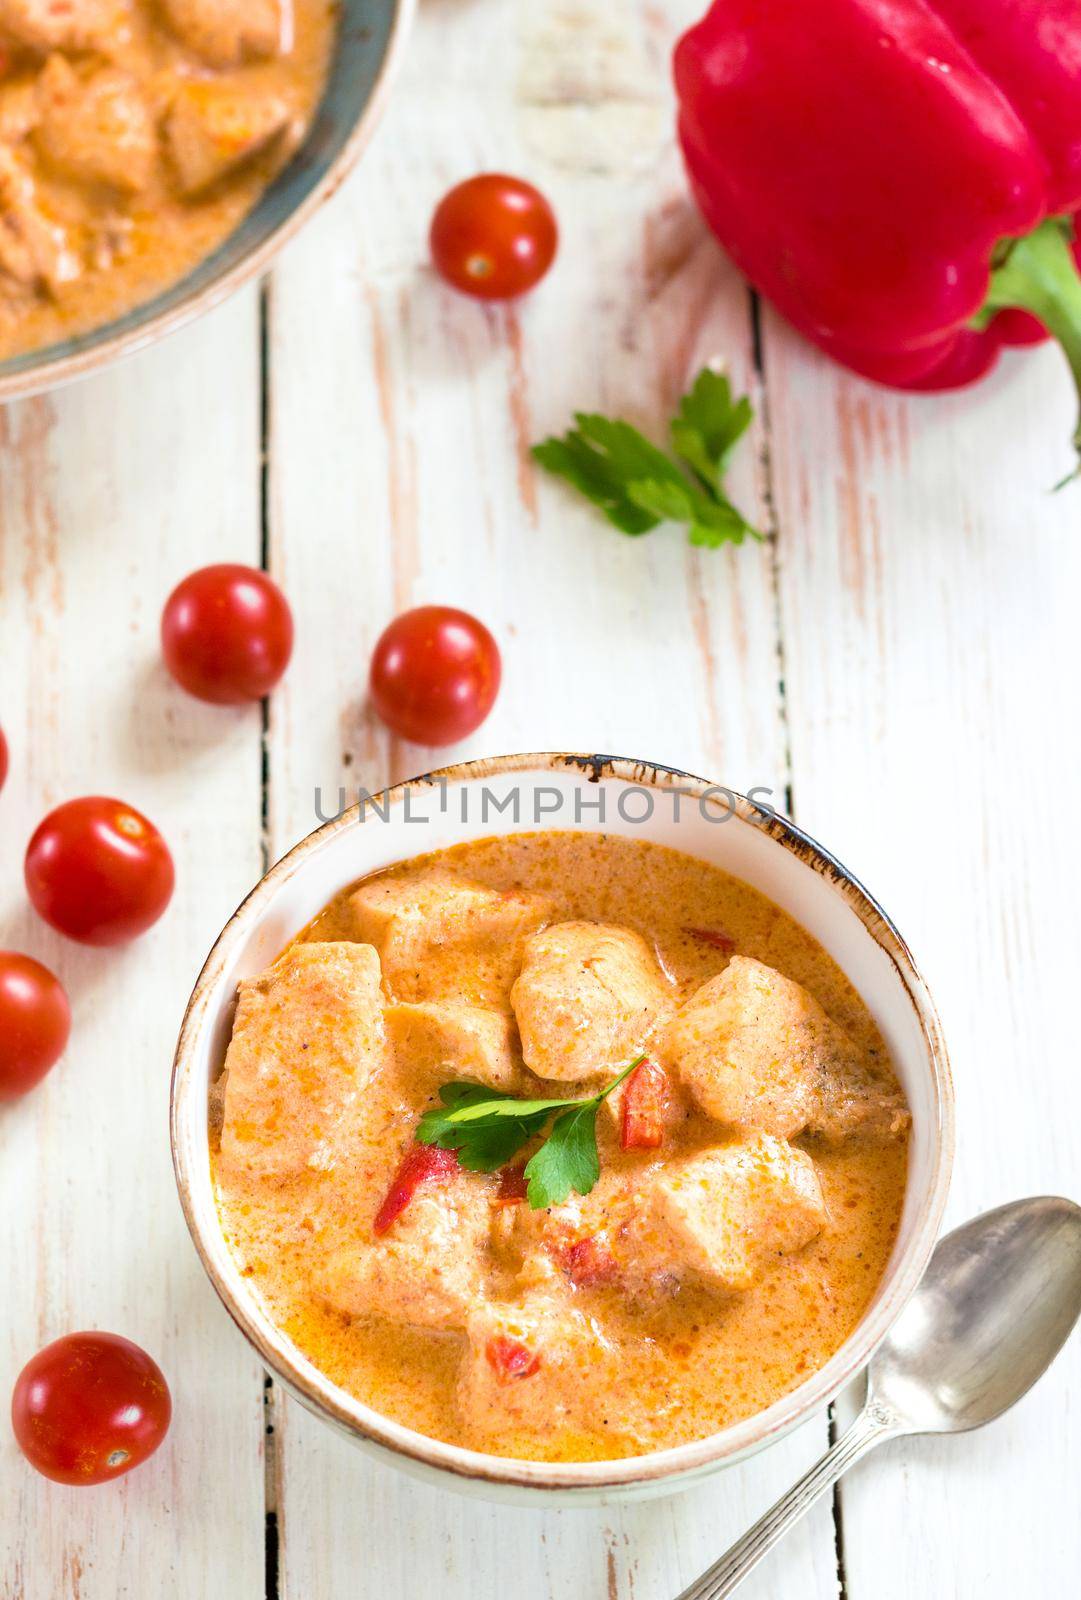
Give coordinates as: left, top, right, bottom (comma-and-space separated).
485, 1335, 541, 1382
494, 1161, 528, 1206
560, 1234, 620, 1288
620, 1059, 670, 1150
684, 924, 735, 954
373, 1144, 459, 1234
674, 0, 1081, 464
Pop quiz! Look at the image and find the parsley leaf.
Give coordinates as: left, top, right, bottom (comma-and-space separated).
629, 476, 757, 549
414, 1056, 643, 1204
451, 1118, 543, 1173
416, 1084, 552, 1172
532, 367, 761, 549
670, 367, 754, 494
523, 1100, 602, 1209
531, 422, 676, 536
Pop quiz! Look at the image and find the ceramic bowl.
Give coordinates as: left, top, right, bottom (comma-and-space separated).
170, 753, 954, 1505
0, 0, 413, 402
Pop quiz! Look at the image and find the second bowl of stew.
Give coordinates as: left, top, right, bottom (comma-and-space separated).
0, 0, 412, 399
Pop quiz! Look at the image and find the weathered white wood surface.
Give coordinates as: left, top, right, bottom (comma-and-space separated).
765, 319, 1081, 1597
2, 0, 1078, 1596
0, 296, 268, 1598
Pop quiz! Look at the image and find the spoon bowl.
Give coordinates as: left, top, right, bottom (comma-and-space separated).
679, 1196, 1081, 1600
870, 1196, 1081, 1434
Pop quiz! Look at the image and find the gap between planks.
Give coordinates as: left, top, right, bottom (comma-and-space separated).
753, 285, 849, 1599
259, 278, 274, 880
751, 291, 796, 822
259, 274, 283, 1600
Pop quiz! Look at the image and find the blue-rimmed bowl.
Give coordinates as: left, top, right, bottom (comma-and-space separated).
0, 0, 414, 402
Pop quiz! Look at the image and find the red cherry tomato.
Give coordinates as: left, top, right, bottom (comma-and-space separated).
0, 952, 71, 1100
25, 797, 175, 946
0, 724, 8, 791
12, 1331, 171, 1486
430, 174, 558, 301
369, 606, 501, 746
161, 564, 294, 705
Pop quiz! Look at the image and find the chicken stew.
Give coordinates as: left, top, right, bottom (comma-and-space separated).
0, 0, 334, 359
211, 832, 910, 1463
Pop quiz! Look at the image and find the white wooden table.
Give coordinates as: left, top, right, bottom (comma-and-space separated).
2, 3, 1079, 1596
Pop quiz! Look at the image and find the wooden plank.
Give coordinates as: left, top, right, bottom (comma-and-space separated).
764, 310, 1081, 1596
5, 4, 1069, 1596
0, 298, 267, 1599
265, 3, 840, 1597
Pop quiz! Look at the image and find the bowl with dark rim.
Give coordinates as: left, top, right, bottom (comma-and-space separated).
170, 753, 954, 1504
0, 0, 414, 403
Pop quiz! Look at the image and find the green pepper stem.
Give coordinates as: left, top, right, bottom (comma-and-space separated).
982, 217, 1081, 478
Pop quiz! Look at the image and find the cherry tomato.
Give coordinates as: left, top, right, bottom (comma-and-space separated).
369, 606, 501, 746
0, 953, 71, 1100
161, 564, 294, 705
25, 797, 175, 946
12, 1331, 171, 1486
0, 724, 8, 791
430, 174, 558, 301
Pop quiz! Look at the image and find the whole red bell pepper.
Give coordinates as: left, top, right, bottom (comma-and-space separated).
675, 0, 1081, 464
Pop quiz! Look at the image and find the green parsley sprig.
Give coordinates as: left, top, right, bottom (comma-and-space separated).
532, 368, 761, 548
415, 1055, 643, 1210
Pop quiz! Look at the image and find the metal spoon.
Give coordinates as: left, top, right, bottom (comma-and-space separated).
677, 1196, 1081, 1600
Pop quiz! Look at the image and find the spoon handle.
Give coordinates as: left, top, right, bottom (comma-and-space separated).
675, 1404, 899, 1600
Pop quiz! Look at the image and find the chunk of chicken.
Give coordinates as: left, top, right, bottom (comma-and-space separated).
510, 921, 674, 1083
490, 1157, 671, 1303
161, 0, 287, 68
0, 144, 77, 299
349, 869, 553, 1006
629, 1135, 827, 1293
218, 941, 384, 1179
0, 0, 124, 53
457, 1293, 621, 1449
663, 955, 908, 1143
490, 1187, 585, 1278
35, 55, 156, 194
316, 1172, 490, 1333
502, 1215, 628, 1300
164, 79, 293, 197
0, 76, 41, 143
494, 1135, 817, 1306
385, 1001, 527, 1094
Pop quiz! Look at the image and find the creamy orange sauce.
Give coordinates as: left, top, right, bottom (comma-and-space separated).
0, 0, 335, 360
212, 833, 909, 1462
